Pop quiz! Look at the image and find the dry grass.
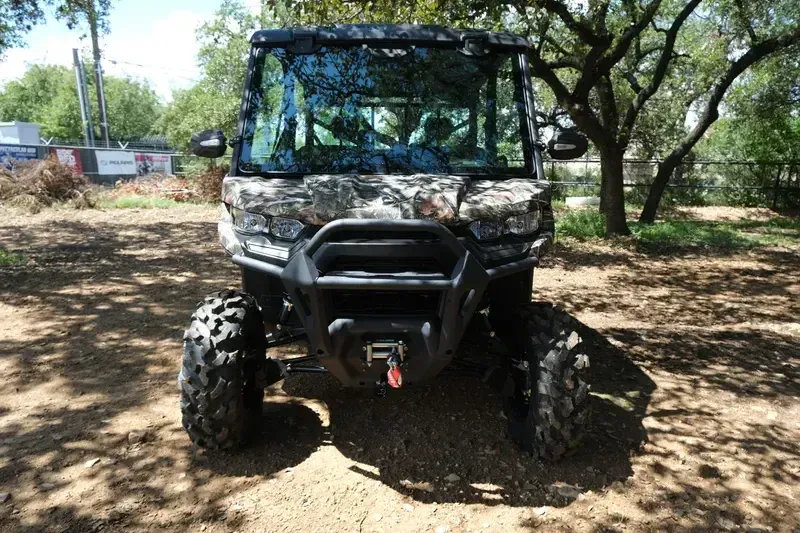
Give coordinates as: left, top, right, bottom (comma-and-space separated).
111, 175, 196, 202
192, 162, 228, 202
0, 156, 94, 212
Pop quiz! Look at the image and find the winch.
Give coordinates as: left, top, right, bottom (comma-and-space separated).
366, 341, 406, 396
363, 340, 406, 366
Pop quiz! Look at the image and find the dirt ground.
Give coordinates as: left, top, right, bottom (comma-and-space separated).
0, 205, 798, 533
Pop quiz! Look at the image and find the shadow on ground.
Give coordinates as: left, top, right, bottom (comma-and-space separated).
0, 215, 323, 532
253, 316, 656, 509
1, 209, 798, 532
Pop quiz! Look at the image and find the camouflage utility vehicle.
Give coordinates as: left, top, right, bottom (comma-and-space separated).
180, 24, 591, 460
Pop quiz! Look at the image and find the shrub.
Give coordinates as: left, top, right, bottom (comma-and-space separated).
0, 156, 93, 212
555, 208, 606, 240
112, 176, 195, 202
192, 162, 229, 202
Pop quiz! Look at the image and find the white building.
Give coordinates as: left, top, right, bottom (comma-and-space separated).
0, 122, 42, 145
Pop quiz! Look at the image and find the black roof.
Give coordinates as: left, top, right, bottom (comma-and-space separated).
250, 24, 530, 50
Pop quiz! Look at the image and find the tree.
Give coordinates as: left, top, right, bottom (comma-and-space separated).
0, 1, 115, 142
0, 64, 83, 137
0, 0, 46, 55
638, 1, 800, 222
102, 75, 164, 140
697, 52, 800, 206
0, 62, 163, 140
160, 0, 282, 148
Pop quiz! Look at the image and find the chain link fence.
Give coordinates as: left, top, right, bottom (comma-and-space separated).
4, 139, 799, 210
40, 136, 174, 152
545, 158, 800, 210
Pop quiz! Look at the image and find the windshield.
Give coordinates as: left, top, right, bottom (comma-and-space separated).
239, 46, 532, 175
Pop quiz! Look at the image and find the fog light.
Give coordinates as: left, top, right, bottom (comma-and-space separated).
469, 220, 504, 241
506, 210, 541, 236
231, 207, 266, 234
269, 217, 305, 241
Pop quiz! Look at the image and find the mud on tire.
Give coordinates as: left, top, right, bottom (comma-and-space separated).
505, 302, 591, 461
179, 290, 266, 449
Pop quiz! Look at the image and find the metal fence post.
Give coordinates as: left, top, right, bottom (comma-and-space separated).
772, 165, 782, 211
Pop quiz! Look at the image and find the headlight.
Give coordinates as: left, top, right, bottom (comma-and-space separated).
469, 220, 504, 241
506, 210, 540, 236
231, 207, 266, 234
269, 217, 305, 241
469, 209, 541, 241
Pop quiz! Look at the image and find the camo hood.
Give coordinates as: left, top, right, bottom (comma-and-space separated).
222, 174, 550, 225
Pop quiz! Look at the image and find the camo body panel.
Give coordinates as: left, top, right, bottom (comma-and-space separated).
458, 178, 551, 223
222, 175, 550, 225
222, 177, 317, 224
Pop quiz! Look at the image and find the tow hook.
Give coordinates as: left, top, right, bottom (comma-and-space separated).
387, 348, 403, 389
375, 348, 403, 397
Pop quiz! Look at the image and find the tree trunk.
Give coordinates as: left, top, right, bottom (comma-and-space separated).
640, 153, 681, 223
600, 149, 630, 235
88, 5, 110, 147
598, 177, 607, 213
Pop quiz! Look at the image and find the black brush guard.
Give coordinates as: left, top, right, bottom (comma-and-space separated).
232, 219, 538, 386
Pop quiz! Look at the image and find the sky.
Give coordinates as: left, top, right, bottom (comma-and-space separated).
0, 0, 259, 102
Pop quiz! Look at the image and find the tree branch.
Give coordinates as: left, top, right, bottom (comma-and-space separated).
618, 0, 702, 148
625, 72, 643, 93
596, 74, 619, 134
734, 0, 759, 43
640, 25, 800, 222
529, 50, 609, 143
546, 57, 584, 70
533, 0, 610, 46
601, 0, 663, 69
573, 0, 662, 99
666, 26, 800, 165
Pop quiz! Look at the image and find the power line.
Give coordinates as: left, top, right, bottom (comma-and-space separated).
106, 58, 199, 82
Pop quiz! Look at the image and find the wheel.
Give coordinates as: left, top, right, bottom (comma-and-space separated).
178, 289, 267, 449
503, 302, 591, 460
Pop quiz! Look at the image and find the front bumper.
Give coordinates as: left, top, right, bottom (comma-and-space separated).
228, 219, 551, 386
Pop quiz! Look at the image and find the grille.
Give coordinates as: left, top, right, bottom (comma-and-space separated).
330, 290, 441, 317
325, 256, 444, 275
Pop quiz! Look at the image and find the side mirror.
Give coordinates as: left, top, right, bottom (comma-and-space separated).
547, 129, 588, 160
190, 129, 227, 158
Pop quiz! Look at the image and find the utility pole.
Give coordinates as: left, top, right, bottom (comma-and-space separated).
88, 3, 110, 148
72, 48, 95, 146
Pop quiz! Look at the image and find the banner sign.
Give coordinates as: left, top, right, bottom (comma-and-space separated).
135, 153, 172, 176
0, 144, 38, 170
95, 150, 136, 175
50, 147, 83, 174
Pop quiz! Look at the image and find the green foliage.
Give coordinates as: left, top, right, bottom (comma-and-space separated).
0, 248, 24, 265
631, 218, 800, 250
103, 76, 164, 139
96, 195, 182, 209
555, 209, 607, 240
0, 63, 163, 140
697, 51, 800, 208
160, 0, 268, 148
0, 0, 45, 55
554, 206, 800, 248
0, 0, 112, 57
632, 220, 747, 248
54, 0, 112, 34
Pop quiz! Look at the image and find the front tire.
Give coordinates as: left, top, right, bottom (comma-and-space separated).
178, 290, 266, 449
504, 303, 591, 460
